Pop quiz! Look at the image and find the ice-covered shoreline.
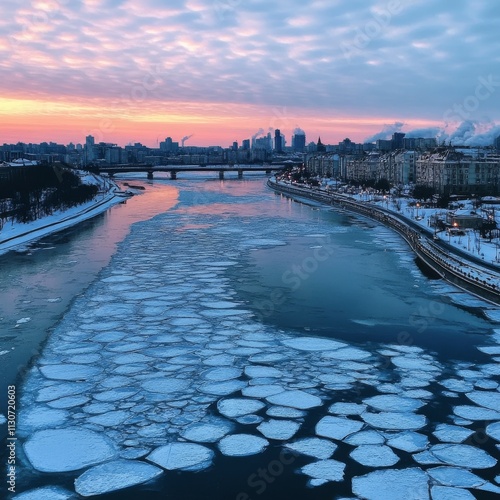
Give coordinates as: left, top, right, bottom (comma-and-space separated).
0, 173, 126, 255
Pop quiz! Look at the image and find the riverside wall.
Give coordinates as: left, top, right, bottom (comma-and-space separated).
267, 178, 500, 306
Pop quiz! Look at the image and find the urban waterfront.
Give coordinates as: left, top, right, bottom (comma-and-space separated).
2, 174, 500, 499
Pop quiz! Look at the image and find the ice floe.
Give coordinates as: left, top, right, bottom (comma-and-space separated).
257, 419, 301, 440
147, 443, 214, 471
13, 486, 74, 499
180, 420, 234, 443
281, 336, 346, 351
432, 424, 474, 443
453, 405, 500, 421
349, 444, 399, 467
74, 459, 163, 497
316, 415, 364, 440
465, 390, 500, 411
328, 402, 367, 415
299, 459, 346, 486
285, 437, 337, 459
428, 444, 497, 469
385, 431, 428, 452
361, 411, 427, 431
39, 364, 101, 381
430, 486, 475, 499
23, 428, 116, 472
217, 398, 266, 418
266, 390, 322, 409
486, 421, 500, 442
218, 434, 269, 456
363, 394, 424, 413
352, 467, 430, 500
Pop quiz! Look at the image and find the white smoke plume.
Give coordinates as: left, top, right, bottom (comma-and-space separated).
364, 121, 405, 143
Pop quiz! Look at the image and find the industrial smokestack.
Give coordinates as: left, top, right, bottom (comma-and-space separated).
181, 134, 193, 147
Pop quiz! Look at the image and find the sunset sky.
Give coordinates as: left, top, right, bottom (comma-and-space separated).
1, 0, 500, 147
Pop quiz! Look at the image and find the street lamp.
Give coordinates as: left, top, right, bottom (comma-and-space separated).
416, 202, 420, 219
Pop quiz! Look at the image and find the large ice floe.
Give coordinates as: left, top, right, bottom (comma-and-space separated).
13, 189, 500, 498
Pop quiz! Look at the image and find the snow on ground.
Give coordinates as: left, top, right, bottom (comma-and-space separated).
13, 185, 500, 497
0, 173, 125, 255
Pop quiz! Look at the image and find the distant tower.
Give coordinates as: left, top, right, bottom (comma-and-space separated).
293, 133, 306, 152
274, 129, 283, 153
392, 132, 405, 150
317, 137, 326, 152
85, 135, 95, 163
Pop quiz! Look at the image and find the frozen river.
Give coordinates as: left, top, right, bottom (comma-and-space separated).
2, 174, 500, 499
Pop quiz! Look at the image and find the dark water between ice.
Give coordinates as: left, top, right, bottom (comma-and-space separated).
1, 174, 499, 499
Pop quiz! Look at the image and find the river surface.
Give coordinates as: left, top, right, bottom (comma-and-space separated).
1, 174, 499, 499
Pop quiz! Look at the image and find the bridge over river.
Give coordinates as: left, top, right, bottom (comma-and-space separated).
98, 163, 292, 180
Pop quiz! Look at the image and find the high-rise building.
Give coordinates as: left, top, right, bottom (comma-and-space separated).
274, 129, 283, 152
293, 133, 306, 152
85, 135, 95, 163
495, 135, 500, 150
242, 139, 250, 150
392, 132, 405, 150
316, 137, 326, 153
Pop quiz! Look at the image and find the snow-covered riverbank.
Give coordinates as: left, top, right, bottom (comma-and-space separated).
0, 172, 127, 255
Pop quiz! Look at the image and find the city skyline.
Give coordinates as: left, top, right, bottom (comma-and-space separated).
1, 1, 499, 146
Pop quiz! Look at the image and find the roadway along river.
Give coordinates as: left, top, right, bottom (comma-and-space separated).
1, 173, 499, 499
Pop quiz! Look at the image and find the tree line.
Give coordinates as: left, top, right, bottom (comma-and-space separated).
0, 165, 98, 230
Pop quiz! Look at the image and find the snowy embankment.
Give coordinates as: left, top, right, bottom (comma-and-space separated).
0, 172, 126, 255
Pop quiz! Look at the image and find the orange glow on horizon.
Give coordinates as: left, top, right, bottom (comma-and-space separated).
0, 96, 442, 147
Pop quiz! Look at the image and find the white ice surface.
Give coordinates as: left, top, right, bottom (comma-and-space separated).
257, 419, 301, 440
315, 415, 364, 440
74, 459, 163, 497
218, 434, 269, 456
281, 336, 347, 351
429, 444, 497, 469
266, 390, 322, 409
180, 420, 234, 443
23, 428, 116, 472
430, 486, 475, 500
486, 421, 500, 442
285, 437, 337, 459
361, 411, 427, 430
147, 443, 214, 471
432, 424, 474, 443
12, 486, 74, 500
349, 444, 399, 467
352, 468, 430, 500
385, 431, 428, 452
299, 459, 346, 486
217, 398, 266, 418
